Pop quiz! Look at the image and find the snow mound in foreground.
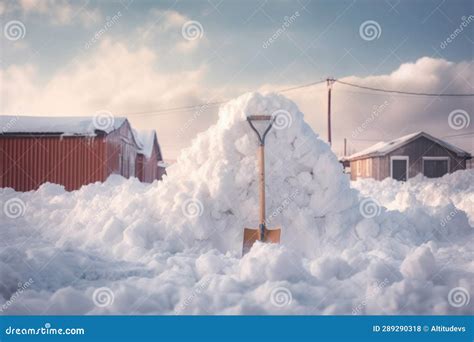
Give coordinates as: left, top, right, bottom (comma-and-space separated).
0, 93, 473, 315
156, 92, 359, 255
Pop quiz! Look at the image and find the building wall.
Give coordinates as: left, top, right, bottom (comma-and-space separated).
105, 121, 140, 179
380, 136, 466, 179
143, 143, 159, 183
156, 143, 166, 180
157, 166, 166, 180
136, 154, 145, 181
0, 121, 164, 191
467, 159, 474, 169
375, 156, 390, 181
350, 158, 373, 180
0, 136, 106, 191
137, 142, 166, 183
371, 157, 382, 180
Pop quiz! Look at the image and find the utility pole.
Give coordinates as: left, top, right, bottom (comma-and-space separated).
344, 138, 347, 156
326, 78, 335, 146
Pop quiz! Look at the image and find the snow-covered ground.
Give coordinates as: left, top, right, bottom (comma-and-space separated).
0, 93, 472, 315
352, 171, 474, 227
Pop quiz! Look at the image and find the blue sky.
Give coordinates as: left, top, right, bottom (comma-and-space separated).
3, 0, 473, 80
1, 0, 473, 157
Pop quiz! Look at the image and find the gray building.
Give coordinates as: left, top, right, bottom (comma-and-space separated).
347, 131, 471, 181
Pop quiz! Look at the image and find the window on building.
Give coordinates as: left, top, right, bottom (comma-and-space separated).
423, 157, 449, 178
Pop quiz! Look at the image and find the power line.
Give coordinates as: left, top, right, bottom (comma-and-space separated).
327, 87, 449, 99
334, 79, 474, 97
442, 132, 474, 138
278, 79, 326, 93
119, 77, 473, 118
349, 132, 474, 142
123, 101, 224, 117
120, 80, 327, 118
349, 138, 382, 142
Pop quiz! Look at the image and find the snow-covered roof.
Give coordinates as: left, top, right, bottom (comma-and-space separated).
1, 115, 164, 161
348, 131, 470, 160
0, 115, 127, 136
135, 129, 157, 159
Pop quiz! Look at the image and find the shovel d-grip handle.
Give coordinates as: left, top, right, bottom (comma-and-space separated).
247, 115, 274, 146
247, 115, 274, 240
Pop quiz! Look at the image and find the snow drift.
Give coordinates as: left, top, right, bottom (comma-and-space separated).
0, 93, 472, 315
352, 172, 474, 227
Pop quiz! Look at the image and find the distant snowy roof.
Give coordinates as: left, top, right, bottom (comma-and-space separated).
135, 129, 157, 159
348, 131, 470, 160
0, 115, 127, 136
0, 115, 164, 160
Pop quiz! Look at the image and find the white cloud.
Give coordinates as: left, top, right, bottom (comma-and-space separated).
1, 39, 210, 112
0, 38, 215, 158
137, 9, 206, 54
150, 9, 188, 31
263, 57, 474, 155
18, 0, 102, 27
1, 49, 472, 159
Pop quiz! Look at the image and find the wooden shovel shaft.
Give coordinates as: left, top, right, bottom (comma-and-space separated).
242, 116, 282, 255
259, 145, 265, 227
245, 115, 274, 241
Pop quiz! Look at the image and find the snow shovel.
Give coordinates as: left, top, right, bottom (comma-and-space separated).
242, 115, 281, 255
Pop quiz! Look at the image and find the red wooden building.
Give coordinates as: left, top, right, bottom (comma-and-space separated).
135, 130, 166, 183
0, 115, 166, 191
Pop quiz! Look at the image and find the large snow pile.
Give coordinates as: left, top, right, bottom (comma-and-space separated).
1, 93, 472, 315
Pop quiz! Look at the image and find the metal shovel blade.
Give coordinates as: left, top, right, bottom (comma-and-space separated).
242, 227, 281, 255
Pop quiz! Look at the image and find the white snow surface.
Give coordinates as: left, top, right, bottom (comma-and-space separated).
1, 93, 472, 315
0, 115, 127, 135
352, 171, 474, 227
135, 129, 157, 159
